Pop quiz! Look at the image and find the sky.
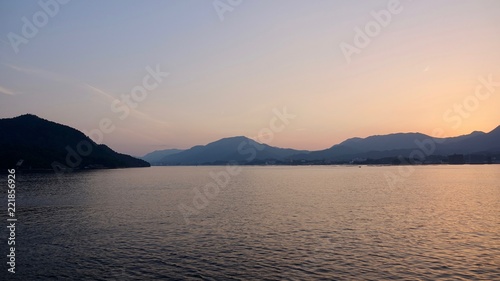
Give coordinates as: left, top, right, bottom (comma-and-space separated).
1, 0, 499, 156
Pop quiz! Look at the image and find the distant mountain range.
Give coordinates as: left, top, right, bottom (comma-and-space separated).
289, 129, 500, 163
146, 136, 308, 165
141, 149, 184, 164
143, 125, 500, 165
1, 114, 498, 169
0, 114, 149, 170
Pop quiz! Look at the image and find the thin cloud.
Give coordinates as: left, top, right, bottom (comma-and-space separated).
131, 109, 171, 128
0, 85, 16, 96
5, 63, 170, 127
81, 83, 117, 101
4, 63, 66, 82
82, 83, 170, 128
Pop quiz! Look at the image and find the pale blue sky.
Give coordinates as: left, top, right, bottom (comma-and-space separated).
1, 0, 499, 155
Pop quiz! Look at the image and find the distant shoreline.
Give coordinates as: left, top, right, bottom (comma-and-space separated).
2, 163, 498, 175
151, 163, 500, 167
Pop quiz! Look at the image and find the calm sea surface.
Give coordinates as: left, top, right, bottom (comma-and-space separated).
1, 165, 499, 280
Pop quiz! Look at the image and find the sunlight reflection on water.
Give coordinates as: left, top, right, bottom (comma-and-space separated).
2, 165, 499, 280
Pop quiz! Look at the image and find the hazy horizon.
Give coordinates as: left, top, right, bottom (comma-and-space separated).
2, 113, 499, 157
1, 0, 499, 156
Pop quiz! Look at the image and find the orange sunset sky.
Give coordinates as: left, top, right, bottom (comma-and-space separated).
1, 0, 499, 155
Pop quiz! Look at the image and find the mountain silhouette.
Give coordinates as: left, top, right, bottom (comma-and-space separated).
159, 136, 307, 165
141, 149, 184, 164
291, 130, 496, 162
290, 133, 430, 161
3, 114, 499, 167
0, 114, 150, 170
438, 126, 500, 154
292, 128, 500, 162
156, 126, 500, 165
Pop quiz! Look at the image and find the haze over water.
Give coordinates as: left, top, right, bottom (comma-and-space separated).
2, 165, 498, 280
